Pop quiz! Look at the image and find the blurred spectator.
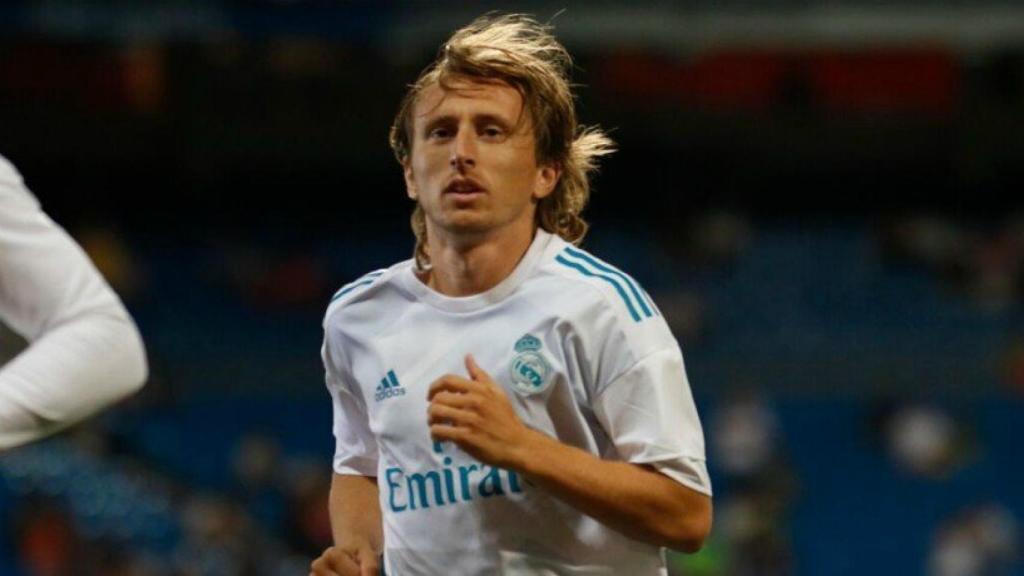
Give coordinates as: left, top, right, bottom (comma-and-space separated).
880, 403, 972, 479
965, 228, 1020, 312
879, 214, 1024, 311
882, 216, 971, 274
83, 538, 163, 576
232, 433, 286, 532
1000, 336, 1024, 395
657, 290, 708, 345
174, 495, 255, 576
689, 211, 752, 268
716, 491, 794, 576
930, 504, 1019, 576
282, 459, 332, 557
14, 494, 80, 576
209, 242, 329, 310
76, 224, 147, 302
254, 254, 327, 309
712, 391, 781, 481
655, 210, 751, 270
705, 392, 797, 576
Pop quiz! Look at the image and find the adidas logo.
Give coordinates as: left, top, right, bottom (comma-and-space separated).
375, 370, 406, 402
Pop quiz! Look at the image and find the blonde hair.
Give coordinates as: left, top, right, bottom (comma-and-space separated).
388, 13, 615, 270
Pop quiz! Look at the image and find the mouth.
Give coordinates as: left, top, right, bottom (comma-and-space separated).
443, 178, 486, 199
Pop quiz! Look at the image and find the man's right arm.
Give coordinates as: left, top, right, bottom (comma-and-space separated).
310, 474, 382, 576
331, 473, 383, 555
319, 310, 382, 575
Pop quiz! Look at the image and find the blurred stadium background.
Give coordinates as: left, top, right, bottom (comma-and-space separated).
1, 1, 1023, 574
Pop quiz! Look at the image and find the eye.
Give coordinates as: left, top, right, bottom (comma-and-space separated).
427, 126, 452, 140
481, 125, 504, 139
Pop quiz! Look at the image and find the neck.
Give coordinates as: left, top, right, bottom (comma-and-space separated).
422, 222, 537, 297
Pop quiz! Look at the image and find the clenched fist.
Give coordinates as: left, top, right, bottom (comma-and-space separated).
427, 354, 536, 470
309, 545, 380, 576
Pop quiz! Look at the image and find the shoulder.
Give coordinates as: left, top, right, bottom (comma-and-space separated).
535, 238, 679, 379
539, 240, 661, 327
322, 260, 411, 329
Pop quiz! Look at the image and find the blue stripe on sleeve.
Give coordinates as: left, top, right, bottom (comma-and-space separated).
563, 246, 653, 318
641, 287, 660, 316
330, 270, 384, 303
554, 254, 641, 322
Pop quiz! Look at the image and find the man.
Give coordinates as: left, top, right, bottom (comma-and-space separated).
313, 14, 711, 576
0, 154, 148, 450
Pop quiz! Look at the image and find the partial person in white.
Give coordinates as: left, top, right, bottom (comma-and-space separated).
312, 13, 712, 576
0, 154, 147, 450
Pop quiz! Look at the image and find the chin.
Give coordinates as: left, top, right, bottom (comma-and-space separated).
439, 210, 493, 233
445, 219, 493, 235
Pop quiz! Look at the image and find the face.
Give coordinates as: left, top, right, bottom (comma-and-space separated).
403, 78, 560, 241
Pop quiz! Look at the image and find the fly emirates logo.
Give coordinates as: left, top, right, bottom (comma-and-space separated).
384, 441, 523, 513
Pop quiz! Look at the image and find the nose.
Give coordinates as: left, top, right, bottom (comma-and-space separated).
449, 129, 476, 171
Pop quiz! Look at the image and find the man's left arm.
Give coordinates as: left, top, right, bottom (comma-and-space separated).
428, 355, 712, 552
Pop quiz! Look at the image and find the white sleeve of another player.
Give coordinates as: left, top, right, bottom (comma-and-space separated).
591, 346, 712, 496
0, 157, 148, 450
322, 338, 378, 476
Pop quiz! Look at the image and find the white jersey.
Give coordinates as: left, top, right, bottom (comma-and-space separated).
322, 229, 710, 576
0, 154, 147, 449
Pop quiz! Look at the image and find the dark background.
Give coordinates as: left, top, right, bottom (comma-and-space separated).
1, 2, 1023, 575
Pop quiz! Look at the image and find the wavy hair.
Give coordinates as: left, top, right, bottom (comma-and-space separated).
389, 13, 615, 270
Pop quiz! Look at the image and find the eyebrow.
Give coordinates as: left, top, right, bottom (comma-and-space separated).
474, 114, 514, 129
420, 113, 516, 134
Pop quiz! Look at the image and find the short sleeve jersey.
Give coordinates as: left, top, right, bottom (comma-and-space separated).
322, 229, 710, 576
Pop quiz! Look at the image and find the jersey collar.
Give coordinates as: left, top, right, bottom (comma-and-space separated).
399, 228, 554, 313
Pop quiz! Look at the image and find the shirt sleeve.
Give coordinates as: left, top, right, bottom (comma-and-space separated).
591, 346, 712, 496
322, 334, 378, 476
0, 156, 148, 450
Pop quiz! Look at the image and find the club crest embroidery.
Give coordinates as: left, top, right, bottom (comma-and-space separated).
510, 334, 553, 395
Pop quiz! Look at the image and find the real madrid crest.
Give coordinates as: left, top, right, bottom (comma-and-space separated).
510, 334, 553, 395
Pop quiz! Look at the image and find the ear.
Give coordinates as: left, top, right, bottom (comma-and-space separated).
403, 161, 418, 200
533, 162, 561, 201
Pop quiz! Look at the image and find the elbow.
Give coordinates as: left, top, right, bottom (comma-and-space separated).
660, 495, 712, 553
665, 517, 711, 554
97, 310, 149, 401
670, 529, 709, 555
119, 316, 149, 397
122, 354, 148, 398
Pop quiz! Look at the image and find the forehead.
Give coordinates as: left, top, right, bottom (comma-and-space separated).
412, 78, 525, 125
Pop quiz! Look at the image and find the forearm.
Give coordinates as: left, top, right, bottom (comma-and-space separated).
0, 307, 147, 449
329, 473, 384, 552
512, 428, 711, 552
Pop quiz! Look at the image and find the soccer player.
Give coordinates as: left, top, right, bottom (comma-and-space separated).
0, 154, 148, 450
312, 14, 711, 576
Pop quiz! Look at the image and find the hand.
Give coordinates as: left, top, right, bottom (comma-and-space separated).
427, 354, 534, 469
309, 545, 379, 576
